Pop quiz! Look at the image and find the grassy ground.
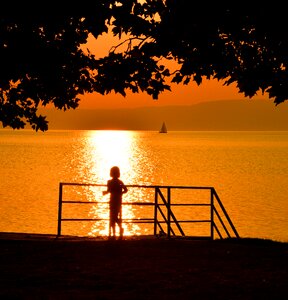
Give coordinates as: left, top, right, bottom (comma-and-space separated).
0, 233, 287, 299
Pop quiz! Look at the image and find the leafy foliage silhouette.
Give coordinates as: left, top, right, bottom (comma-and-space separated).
1, 1, 287, 131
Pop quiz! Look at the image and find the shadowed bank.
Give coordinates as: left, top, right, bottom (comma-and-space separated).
0, 233, 287, 299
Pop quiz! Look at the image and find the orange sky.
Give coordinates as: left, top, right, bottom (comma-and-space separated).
79, 78, 268, 109
78, 33, 268, 109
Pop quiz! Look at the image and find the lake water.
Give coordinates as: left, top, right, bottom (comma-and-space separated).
0, 129, 288, 242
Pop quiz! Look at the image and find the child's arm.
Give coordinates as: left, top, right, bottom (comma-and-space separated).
122, 182, 128, 194
102, 181, 110, 196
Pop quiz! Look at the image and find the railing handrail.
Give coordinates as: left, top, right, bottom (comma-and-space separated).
60, 182, 215, 189
57, 182, 240, 240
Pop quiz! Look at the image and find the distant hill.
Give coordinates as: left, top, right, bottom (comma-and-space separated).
42, 99, 288, 131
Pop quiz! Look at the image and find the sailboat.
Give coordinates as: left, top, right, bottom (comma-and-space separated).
159, 122, 167, 133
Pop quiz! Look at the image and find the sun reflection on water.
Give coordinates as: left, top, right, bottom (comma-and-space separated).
79, 130, 144, 237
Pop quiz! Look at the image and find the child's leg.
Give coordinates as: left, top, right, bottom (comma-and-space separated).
112, 225, 116, 237
110, 207, 118, 237
116, 215, 124, 238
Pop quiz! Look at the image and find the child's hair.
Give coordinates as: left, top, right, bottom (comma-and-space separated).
110, 166, 120, 178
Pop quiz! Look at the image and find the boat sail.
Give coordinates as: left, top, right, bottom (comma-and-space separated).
159, 122, 167, 133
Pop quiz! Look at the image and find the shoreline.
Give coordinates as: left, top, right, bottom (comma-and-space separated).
1, 232, 287, 299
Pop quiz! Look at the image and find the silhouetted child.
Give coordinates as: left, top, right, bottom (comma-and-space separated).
103, 166, 128, 239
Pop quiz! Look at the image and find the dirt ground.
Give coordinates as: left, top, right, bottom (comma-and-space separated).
0, 233, 287, 299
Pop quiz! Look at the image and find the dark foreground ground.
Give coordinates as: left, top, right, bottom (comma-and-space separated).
0, 233, 287, 300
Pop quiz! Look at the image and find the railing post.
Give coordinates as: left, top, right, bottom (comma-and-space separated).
57, 182, 63, 236
167, 187, 171, 238
210, 188, 214, 240
154, 187, 158, 236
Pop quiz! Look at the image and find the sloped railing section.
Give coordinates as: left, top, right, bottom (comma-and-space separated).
57, 183, 240, 240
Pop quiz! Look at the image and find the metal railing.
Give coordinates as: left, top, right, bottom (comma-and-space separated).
57, 182, 240, 240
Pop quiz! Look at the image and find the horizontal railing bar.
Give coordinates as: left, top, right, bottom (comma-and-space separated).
60, 183, 105, 187
124, 219, 210, 223
124, 220, 212, 224
124, 220, 155, 224
123, 220, 211, 224
62, 201, 104, 204
60, 220, 157, 224
174, 220, 211, 223
124, 203, 211, 207
61, 218, 106, 221
61, 218, 211, 223
62, 201, 211, 207
60, 182, 214, 190
122, 218, 155, 221
61, 201, 160, 205
61, 218, 156, 221
61, 201, 155, 205
123, 202, 153, 205
167, 203, 210, 206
